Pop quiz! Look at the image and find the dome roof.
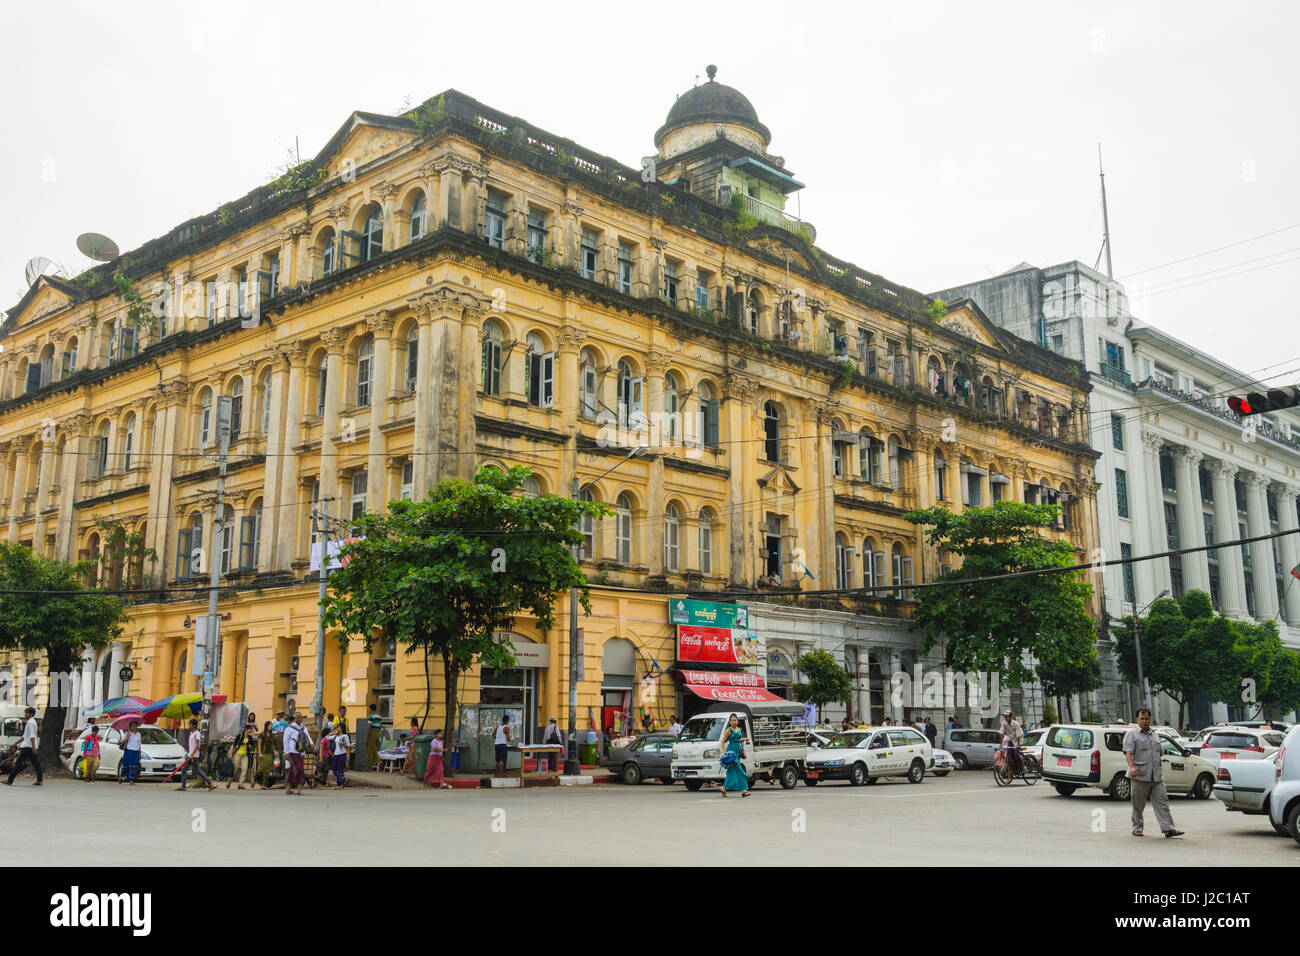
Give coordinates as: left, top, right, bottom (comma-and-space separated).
654, 65, 771, 149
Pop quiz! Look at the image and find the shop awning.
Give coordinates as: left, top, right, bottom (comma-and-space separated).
684, 683, 784, 703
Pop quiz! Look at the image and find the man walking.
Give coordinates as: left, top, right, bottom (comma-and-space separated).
282, 713, 313, 796
542, 717, 564, 772
1124, 708, 1184, 838
177, 719, 215, 790
3, 707, 43, 787
924, 717, 938, 750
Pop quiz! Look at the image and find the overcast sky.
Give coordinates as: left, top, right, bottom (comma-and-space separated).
3, 1, 1296, 382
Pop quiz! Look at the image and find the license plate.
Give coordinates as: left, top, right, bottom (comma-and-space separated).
673, 769, 686, 778
1220, 753, 1235, 759
161, 764, 174, 770
806, 770, 820, 779
1056, 756, 1073, 767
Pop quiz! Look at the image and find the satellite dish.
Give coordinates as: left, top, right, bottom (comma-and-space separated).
76, 232, 120, 262
24, 256, 67, 287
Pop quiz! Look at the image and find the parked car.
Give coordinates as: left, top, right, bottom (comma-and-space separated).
1197, 727, 1285, 765
929, 749, 955, 777
944, 728, 1003, 769
0, 705, 41, 751
804, 727, 933, 786
1041, 723, 1217, 800
65, 725, 186, 780
1021, 728, 1048, 765
671, 702, 809, 791
1213, 755, 1290, 835
604, 732, 679, 785
1268, 727, 1300, 844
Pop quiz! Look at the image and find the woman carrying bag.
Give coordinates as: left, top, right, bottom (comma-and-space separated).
255, 720, 278, 789
719, 713, 749, 798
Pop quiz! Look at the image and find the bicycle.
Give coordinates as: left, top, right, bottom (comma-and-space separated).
993, 741, 1041, 786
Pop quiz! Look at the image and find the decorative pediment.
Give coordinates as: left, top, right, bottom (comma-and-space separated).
744, 233, 813, 272
4, 276, 76, 329
756, 466, 800, 496
318, 118, 418, 182
937, 303, 1000, 349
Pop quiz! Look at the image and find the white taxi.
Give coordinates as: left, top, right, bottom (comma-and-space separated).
65, 725, 187, 779
804, 726, 932, 786
1041, 723, 1217, 801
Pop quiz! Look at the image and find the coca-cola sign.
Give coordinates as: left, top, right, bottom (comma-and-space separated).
677, 625, 741, 665
677, 670, 766, 688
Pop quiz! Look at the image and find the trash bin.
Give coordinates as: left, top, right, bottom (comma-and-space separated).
413, 734, 436, 779
580, 742, 598, 766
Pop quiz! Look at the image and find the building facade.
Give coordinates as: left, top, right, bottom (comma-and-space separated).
1, 74, 1099, 743
935, 261, 1300, 725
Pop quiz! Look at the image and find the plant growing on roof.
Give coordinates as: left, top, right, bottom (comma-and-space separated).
113, 272, 158, 345
925, 297, 947, 323
405, 94, 448, 136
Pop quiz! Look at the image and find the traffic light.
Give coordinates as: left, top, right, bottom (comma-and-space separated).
1227, 386, 1300, 416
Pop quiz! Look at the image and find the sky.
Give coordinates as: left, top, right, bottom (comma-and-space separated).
2, 0, 1297, 381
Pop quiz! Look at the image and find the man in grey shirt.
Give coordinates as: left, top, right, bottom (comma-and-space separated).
1124, 708, 1184, 838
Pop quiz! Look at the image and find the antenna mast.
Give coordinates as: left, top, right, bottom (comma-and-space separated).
1096, 143, 1114, 278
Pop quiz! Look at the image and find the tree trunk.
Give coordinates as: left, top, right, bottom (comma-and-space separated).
442, 649, 457, 777
420, 642, 432, 732
38, 650, 80, 767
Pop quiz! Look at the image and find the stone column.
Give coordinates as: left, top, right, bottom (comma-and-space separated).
146, 384, 187, 582
457, 299, 485, 481
1274, 484, 1300, 625
31, 435, 56, 549
557, 323, 585, 503
1139, 431, 1172, 598
55, 415, 92, 562
1209, 461, 1247, 616
464, 166, 487, 241
259, 355, 289, 571
275, 344, 308, 567
1244, 473, 1279, 621
724, 373, 756, 586
377, 183, 399, 252
647, 454, 666, 576
1172, 447, 1210, 593
319, 328, 346, 510
435, 157, 458, 229
559, 200, 583, 271
366, 310, 395, 511
8, 437, 29, 543
804, 398, 837, 589
409, 297, 436, 498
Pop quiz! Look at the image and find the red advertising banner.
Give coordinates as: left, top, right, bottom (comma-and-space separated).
677, 670, 766, 688
676, 625, 740, 665
683, 684, 782, 703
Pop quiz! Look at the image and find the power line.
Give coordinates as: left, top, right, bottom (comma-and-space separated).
1119, 221, 1300, 279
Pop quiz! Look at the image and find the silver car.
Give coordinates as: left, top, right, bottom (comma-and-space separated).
944, 729, 1002, 769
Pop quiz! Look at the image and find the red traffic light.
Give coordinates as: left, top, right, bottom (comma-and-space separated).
1228, 386, 1300, 416
1227, 395, 1252, 415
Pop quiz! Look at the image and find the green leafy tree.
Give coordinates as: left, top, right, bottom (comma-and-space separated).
0, 544, 130, 764
321, 466, 609, 776
902, 502, 1099, 688
1110, 589, 1240, 727
790, 648, 853, 719
1233, 618, 1300, 719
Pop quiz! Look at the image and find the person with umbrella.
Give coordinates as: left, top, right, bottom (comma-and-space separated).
120, 720, 143, 785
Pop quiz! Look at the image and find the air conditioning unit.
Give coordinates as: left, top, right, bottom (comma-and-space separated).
290, 655, 300, 672
377, 695, 394, 720
288, 676, 298, 694
378, 662, 396, 688
285, 697, 297, 716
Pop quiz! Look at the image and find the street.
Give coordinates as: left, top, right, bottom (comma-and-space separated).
6, 772, 1298, 866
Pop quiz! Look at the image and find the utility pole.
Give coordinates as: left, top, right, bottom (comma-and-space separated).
311, 496, 335, 730
200, 395, 232, 754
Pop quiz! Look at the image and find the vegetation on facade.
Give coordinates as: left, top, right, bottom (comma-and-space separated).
320, 466, 610, 776
89, 516, 157, 595
1111, 589, 1300, 725
723, 193, 760, 237
0, 543, 130, 764
902, 502, 1101, 695
924, 298, 947, 323
112, 272, 157, 345
791, 647, 853, 717
405, 94, 449, 137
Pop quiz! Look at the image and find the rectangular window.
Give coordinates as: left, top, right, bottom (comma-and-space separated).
1200, 467, 1213, 503
991, 480, 1004, 503
481, 338, 502, 396
485, 190, 506, 249
527, 351, 555, 408
350, 470, 368, 521
261, 253, 280, 299
406, 337, 418, 394
1101, 338, 1125, 371
176, 528, 193, 580
1050, 333, 1064, 353
205, 280, 218, 327
1120, 543, 1135, 604
833, 442, 844, 479
1115, 468, 1129, 518
893, 551, 914, 600
1153, 363, 1176, 389
699, 522, 712, 576
664, 516, 679, 572
239, 516, 258, 571
837, 544, 855, 590
662, 259, 679, 304
934, 461, 946, 501
1160, 454, 1176, 493
696, 271, 711, 311
702, 396, 720, 447
580, 228, 599, 280
401, 461, 414, 501
617, 242, 635, 294
527, 209, 548, 261
1111, 414, 1124, 450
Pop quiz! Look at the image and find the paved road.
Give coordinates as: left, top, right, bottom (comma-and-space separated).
6, 772, 1298, 866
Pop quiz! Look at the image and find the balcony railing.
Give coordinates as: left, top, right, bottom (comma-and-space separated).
735, 193, 815, 243
1096, 363, 1133, 388
1139, 377, 1300, 452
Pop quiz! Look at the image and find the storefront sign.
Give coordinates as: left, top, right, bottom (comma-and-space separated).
507, 638, 550, 668
677, 626, 761, 666
683, 683, 782, 703
669, 599, 748, 630
677, 670, 766, 688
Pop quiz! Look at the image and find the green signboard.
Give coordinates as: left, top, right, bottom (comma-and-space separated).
669, 599, 748, 630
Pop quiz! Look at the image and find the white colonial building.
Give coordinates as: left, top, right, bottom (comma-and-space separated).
935, 261, 1300, 727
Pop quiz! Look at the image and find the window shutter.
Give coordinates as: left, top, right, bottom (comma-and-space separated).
526, 353, 539, 405
239, 516, 257, 570
582, 366, 597, 417
705, 399, 719, 446
176, 528, 192, 580
630, 377, 644, 422
541, 353, 555, 408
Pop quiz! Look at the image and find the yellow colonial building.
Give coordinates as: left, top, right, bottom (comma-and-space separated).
1, 70, 1101, 749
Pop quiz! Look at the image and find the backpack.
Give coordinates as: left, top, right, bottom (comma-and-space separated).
322, 735, 333, 759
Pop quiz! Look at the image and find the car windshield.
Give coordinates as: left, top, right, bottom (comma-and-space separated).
823, 732, 872, 750
679, 717, 730, 742
138, 728, 176, 746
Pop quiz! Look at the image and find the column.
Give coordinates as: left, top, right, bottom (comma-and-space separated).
464, 168, 485, 241
805, 399, 836, 589
1172, 447, 1210, 593
889, 650, 902, 722
259, 355, 289, 571
31, 435, 56, 549
409, 300, 435, 498
1209, 461, 1247, 616
275, 344, 308, 567
319, 328, 346, 511
1139, 431, 1172, 598
55, 415, 91, 562
435, 158, 458, 229
8, 436, 29, 543
378, 184, 399, 252
724, 374, 755, 586
146, 385, 186, 582
647, 455, 666, 576
1274, 484, 1300, 625
1244, 473, 1279, 621
457, 302, 482, 481
366, 310, 395, 510
556, 323, 585, 502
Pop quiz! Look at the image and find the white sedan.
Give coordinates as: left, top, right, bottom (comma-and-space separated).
1197, 726, 1286, 765
929, 749, 955, 777
66, 725, 187, 780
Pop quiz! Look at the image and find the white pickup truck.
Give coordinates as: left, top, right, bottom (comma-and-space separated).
670, 701, 809, 791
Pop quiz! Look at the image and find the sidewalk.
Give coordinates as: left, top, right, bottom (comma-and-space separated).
345, 765, 620, 790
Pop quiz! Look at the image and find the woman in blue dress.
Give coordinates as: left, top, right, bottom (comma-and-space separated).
720, 713, 750, 797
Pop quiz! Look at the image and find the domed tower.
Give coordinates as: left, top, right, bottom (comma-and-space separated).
653, 65, 812, 242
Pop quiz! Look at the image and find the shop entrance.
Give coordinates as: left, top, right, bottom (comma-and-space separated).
480, 667, 537, 743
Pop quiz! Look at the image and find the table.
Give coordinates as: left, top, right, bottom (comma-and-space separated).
511, 745, 564, 782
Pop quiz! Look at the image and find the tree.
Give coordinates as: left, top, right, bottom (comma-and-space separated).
1111, 589, 1240, 727
902, 502, 1099, 690
91, 516, 157, 594
790, 648, 853, 719
1233, 618, 1300, 719
0, 544, 130, 764
321, 466, 609, 776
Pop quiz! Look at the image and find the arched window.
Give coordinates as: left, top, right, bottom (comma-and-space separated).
617, 360, 643, 425
616, 493, 633, 564
887, 434, 905, 487
579, 348, 598, 418
122, 413, 136, 471
86, 533, 101, 586
525, 332, 554, 408
747, 290, 762, 335
763, 401, 781, 462
832, 419, 847, 478
521, 475, 541, 498
217, 503, 235, 575
892, 543, 913, 600
319, 228, 336, 276
836, 532, 855, 590
239, 500, 263, 570
61, 337, 78, 379
229, 378, 243, 440
578, 487, 595, 560
96, 421, 110, 476
927, 356, 945, 396
664, 502, 680, 572
409, 193, 426, 243
405, 325, 419, 394
481, 321, 503, 396
316, 354, 329, 417
174, 512, 199, 579
356, 337, 374, 407
663, 373, 680, 441
698, 381, 719, 447
360, 205, 383, 263
859, 428, 881, 483
862, 537, 884, 591
698, 507, 715, 575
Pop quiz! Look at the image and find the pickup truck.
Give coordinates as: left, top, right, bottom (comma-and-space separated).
670, 701, 808, 791
1213, 755, 1289, 835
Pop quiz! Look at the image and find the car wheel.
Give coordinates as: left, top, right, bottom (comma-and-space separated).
748, 775, 760, 791
850, 762, 868, 786
1053, 783, 1078, 797
804, 777, 819, 786
73, 758, 85, 780
778, 764, 798, 790
907, 759, 925, 784
1191, 773, 1214, 800
1288, 803, 1300, 846
683, 780, 702, 792
954, 753, 969, 770
1108, 773, 1131, 801
620, 763, 641, 785
934, 771, 950, 777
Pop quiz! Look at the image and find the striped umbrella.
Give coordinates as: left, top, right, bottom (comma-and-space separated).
140, 692, 205, 723
96, 695, 153, 716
